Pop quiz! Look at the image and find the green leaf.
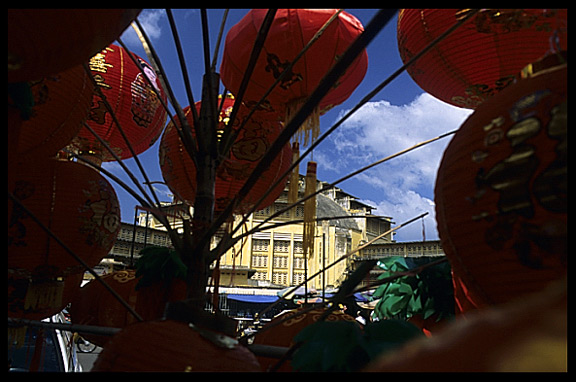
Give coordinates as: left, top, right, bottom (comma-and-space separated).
408, 293, 422, 312
135, 246, 187, 290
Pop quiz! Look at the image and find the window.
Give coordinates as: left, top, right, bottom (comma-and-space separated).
293, 241, 303, 254
251, 255, 268, 268
292, 272, 305, 285
273, 240, 290, 253
252, 239, 269, 252
251, 271, 268, 281
273, 255, 288, 268
254, 205, 272, 217
293, 256, 306, 269
272, 272, 288, 285
295, 205, 304, 218
274, 203, 291, 219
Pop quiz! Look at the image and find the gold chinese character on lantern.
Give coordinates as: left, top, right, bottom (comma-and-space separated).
89, 48, 114, 73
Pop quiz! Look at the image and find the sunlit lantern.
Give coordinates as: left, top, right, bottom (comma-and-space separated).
397, 9, 567, 108
69, 44, 167, 162
159, 96, 292, 213
435, 54, 566, 306
220, 9, 368, 145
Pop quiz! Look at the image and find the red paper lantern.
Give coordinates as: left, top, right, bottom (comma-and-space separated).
8, 9, 140, 82
8, 158, 121, 278
220, 9, 368, 144
253, 307, 358, 371
70, 44, 167, 162
8, 273, 83, 321
9, 64, 93, 162
159, 96, 292, 213
435, 55, 566, 306
70, 269, 187, 347
92, 319, 262, 371
397, 9, 567, 108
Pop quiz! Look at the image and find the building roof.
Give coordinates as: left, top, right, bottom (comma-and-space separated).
316, 193, 360, 231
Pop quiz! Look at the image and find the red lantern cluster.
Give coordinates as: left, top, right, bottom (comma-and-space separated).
160, 96, 292, 213
398, 9, 567, 108
92, 319, 262, 371
220, 9, 368, 144
69, 44, 168, 161
8, 9, 140, 83
435, 55, 567, 307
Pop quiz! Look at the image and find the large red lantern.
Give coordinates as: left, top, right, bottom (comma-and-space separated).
70, 269, 187, 347
397, 9, 567, 108
69, 44, 167, 162
92, 319, 262, 371
8, 158, 121, 278
220, 9, 368, 144
8, 9, 140, 82
252, 307, 358, 371
435, 54, 566, 307
9, 64, 93, 162
159, 96, 292, 213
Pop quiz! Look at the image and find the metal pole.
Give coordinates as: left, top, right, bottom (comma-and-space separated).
130, 206, 138, 267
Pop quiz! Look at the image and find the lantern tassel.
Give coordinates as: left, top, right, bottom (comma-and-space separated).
303, 161, 317, 259
288, 141, 300, 208
24, 278, 65, 311
286, 99, 320, 147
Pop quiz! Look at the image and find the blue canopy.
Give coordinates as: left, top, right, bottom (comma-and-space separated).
226, 294, 279, 304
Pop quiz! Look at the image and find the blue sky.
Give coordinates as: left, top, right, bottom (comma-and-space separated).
107, 9, 473, 241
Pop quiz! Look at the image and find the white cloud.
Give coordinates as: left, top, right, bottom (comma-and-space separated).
120, 9, 164, 48
325, 93, 472, 241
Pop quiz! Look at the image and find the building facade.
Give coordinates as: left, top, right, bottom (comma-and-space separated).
216, 177, 394, 290
104, 175, 395, 291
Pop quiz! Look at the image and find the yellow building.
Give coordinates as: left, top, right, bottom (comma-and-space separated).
131, 177, 394, 291
217, 177, 394, 290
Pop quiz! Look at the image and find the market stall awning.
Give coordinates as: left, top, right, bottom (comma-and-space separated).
226, 294, 279, 304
